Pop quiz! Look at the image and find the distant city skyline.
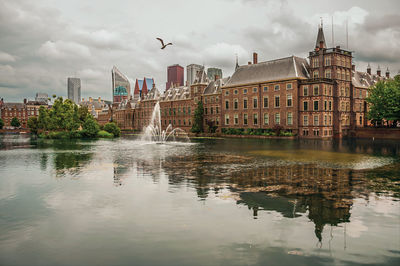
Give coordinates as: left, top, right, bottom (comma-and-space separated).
1, 0, 399, 101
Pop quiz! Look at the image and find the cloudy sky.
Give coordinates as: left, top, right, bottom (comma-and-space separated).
1, 0, 399, 102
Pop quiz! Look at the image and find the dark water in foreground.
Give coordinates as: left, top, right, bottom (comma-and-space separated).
0, 135, 399, 266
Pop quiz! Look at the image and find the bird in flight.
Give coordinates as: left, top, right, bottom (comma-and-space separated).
156, 38, 172, 49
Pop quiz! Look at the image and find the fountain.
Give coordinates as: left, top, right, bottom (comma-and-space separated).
141, 101, 189, 143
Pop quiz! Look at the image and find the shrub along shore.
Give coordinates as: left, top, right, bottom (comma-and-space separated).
28, 97, 120, 139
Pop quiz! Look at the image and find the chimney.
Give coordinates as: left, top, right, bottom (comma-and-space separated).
367, 63, 371, 75
386, 67, 390, 78
248, 61, 251, 65
98, 97, 101, 103
352, 64, 355, 71
82, 98, 85, 102
23, 98, 27, 104
89, 97, 93, 102
253, 52, 258, 64
214, 75, 220, 81
377, 66, 381, 77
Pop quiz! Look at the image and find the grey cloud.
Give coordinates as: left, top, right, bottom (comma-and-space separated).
0, 0, 399, 102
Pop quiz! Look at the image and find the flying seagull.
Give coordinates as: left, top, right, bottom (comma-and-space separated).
156, 38, 172, 49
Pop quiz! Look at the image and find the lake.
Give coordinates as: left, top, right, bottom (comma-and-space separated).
0, 135, 399, 266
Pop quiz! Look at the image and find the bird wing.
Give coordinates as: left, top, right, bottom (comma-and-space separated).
156, 38, 164, 46
166, 43, 172, 46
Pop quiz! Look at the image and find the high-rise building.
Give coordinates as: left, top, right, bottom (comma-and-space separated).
166, 64, 184, 90
67, 78, 81, 104
186, 64, 203, 86
112, 66, 131, 103
207, 68, 223, 81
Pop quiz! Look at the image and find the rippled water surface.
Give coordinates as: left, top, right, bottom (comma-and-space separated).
0, 135, 399, 266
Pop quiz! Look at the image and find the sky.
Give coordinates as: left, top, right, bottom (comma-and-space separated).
0, 0, 399, 102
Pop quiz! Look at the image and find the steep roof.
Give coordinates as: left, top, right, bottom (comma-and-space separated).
204, 77, 230, 95
224, 56, 309, 87
352, 71, 386, 89
162, 86, 190, 101
315, 26, 326, 48
193, 67, 208, 84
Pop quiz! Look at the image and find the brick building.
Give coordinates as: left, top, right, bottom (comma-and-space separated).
0, 99, 49, 128
98, 23, 390, 138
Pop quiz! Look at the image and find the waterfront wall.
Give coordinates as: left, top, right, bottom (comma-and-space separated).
354, 128, 400, 140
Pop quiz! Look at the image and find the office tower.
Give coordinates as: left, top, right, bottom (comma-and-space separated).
67, 77, 81, 104
166, 64, 184, 90
186, 64, 203, 86
112, 66, 131, 103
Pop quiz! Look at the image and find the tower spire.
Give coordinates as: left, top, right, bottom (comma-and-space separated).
235, 53, 239, 71
315, 22, 326, 49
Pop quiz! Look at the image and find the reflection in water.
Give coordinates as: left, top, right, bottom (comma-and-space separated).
53, 152, 93, 177
0, 136, 399, 266
131, 151, 398, 245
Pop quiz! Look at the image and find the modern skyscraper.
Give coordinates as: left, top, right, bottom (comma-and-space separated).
166, 64, 184, 90
112, 66, 131, 103
67, 78, 81, 104
207, 67, 223, 81
186, 64, 203, 86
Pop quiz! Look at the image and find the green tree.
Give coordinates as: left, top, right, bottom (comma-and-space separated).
47, 97, 80, 131
104, 122, 121, 137
0, 118, 4, 129
37, 106, 51, 130
191, 101, 204, 133
11, 117, 21, 128
27, 117, 39, 134
367, 76, 400, 127
78, 105, 90, 123
82, 115, 100, 138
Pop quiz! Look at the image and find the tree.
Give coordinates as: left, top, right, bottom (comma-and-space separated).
37, 106, 51, 130
0, 118, 4, 129
82, 115, 100, 138
11, 117, 21, 128
27, 117, 39, 134
78, 105, 90, 123
367, 76, 400, 127
104, 122, 121, 137
191, 101, 204, 133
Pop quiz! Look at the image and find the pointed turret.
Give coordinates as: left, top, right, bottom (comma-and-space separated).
235, 54, 239, 71
367, 63, 371, 75
315, 23, 326, 49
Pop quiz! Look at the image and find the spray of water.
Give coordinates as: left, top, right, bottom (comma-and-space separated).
141, 101, 189, 143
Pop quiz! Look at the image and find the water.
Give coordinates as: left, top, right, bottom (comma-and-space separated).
0, 135, 399, 266
142, 101, 189, 143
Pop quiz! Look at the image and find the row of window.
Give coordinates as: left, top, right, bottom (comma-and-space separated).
162, 107, 192, 116
302, 85, 333, 96
302, 129, 333, 136
163, 119, 192, 126
312, 69, 351, 81
311, 56, 351, 68
303, 100, 332, 111
303, 114, 332, 126
204, 106, 219, 115
224, 112, 294, 126
224, 83, 293, 96
224, 95, 293, 109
